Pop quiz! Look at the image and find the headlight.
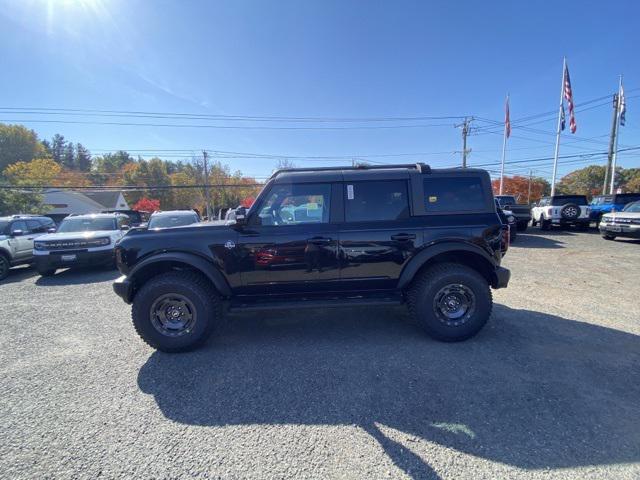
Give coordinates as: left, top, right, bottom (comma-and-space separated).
601, 217, 610, 224
95, 237, 111, 246
34, 241, 46, 250
507, 215, 515, 223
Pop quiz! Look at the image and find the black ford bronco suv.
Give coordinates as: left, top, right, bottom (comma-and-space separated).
113, 164, 510, 352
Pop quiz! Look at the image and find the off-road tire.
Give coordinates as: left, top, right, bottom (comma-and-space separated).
539, 215, 550, 231
602, 233, 616, 241
0, 254, 9, 281
407, 263, 493, 342
37, 268, 56, 277
132, 270, 222, 352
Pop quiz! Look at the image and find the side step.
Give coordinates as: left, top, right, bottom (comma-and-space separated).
228, 295, 403, 312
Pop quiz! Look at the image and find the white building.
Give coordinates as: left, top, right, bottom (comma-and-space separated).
43, 189, 130, 222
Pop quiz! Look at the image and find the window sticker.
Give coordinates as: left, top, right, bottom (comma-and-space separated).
347, 184, 354, 200
429, 196, 438, 203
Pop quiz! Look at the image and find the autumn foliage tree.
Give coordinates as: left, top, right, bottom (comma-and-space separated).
133, 197, 160, 212
491, 175, 550, 203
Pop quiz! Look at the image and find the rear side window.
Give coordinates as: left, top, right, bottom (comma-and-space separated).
423, 177, 485, 212
345, 180, 409, 222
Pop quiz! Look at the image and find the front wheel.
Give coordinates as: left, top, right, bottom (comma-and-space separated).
539, 216, 550, 231
132, 271, 222, 352
407, 263, 493, 342
0, 255, 9, 281
37, 268, 56, 277
602, 233, 616, 241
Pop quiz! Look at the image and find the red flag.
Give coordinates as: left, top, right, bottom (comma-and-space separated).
563, 63, 577, 133
505, 96, 511, 138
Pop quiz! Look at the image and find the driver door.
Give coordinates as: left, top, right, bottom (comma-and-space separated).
236, 182, 340, 295
9, 221, 33, 260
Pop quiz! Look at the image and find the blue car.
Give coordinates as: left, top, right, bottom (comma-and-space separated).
589, 193, 640, 225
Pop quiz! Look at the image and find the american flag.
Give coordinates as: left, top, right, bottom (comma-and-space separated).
505, 96, 511, 138
619, 85, 626, 126
563, 63, 577, 133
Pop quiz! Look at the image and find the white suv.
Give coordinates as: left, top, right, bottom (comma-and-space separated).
531, 195, 591, 230
33, 213, 130, 276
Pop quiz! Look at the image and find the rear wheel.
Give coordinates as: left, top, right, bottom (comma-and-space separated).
0, 255, 9, 281
407, 263, 493, 342
602, 233, 616, 241
132, 271, 222, 352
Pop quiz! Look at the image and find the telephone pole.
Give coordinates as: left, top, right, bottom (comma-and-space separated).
202, 150, 212, 219
527, 169, 533, 204
456, 117, 473, 167
603, 93, 619, 194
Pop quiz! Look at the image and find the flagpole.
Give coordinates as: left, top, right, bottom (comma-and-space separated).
499, 94, 509, 195
609, 74, 623, 194
550, 57, 566, 197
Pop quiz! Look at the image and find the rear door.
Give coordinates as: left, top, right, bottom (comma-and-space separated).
338, 178, 423, 290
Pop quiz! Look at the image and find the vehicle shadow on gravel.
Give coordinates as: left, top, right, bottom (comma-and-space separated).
35, 267, 120, 286
1, 265, 38, 284
137, 305, 640, 477
511, 232, 567, 249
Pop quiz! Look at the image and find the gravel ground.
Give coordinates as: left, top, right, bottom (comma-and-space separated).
1, 229, 639, 480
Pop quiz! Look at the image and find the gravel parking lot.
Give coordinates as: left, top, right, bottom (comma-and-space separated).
1, 230, 639, 480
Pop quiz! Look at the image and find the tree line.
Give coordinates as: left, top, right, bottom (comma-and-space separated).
0, 123, 261, 215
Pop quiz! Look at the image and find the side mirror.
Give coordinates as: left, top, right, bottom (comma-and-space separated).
120, 224, 130, 231
234, 207, 248, 226
47, 227, 57, 233
11, 229, 24, 237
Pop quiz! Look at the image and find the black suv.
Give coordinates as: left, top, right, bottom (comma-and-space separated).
113, 164, 510, 352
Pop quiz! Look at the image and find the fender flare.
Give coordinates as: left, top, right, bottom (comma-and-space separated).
397, 241, 497, 290
128, 251, 231, 297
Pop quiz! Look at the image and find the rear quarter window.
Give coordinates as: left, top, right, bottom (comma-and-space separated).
423, 177, 485, 212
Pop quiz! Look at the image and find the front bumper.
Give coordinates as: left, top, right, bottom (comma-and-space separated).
550, 217, 590, 226
34, 249, 114, 270
113, 275, 133, 304
599, 224, 640, 238
493, 266, 510, 289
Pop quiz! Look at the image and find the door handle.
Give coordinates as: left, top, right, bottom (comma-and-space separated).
391, 233, 416, 242
308, 237, 332, 245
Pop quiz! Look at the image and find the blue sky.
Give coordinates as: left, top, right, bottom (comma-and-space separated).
1, 0, 639, 181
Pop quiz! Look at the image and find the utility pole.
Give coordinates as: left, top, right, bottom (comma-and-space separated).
609, 75, 624, 195
456, 117, 473, 167
603, 93, 619, 194
527, 169, 533, 204
202, 150, 212, 219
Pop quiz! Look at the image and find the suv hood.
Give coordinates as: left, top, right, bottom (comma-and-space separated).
37, 230, 118, 241
604, 212, 640, 220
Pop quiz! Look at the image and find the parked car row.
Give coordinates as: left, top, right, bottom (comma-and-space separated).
0, 209, 202, 281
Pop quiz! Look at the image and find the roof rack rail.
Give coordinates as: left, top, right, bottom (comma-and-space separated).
270, 162, 431, 179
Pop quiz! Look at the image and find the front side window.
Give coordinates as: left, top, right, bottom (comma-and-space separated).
423, 177, 485, 212
57, 217, 117, 233
10, 221, 28, 234
345, 180, 409, 222
256, 183, 331, 226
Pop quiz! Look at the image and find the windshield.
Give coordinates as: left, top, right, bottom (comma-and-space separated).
57, 217, 116, 233
496, 196, 517, 207
551, 196, 587, 206
149, 214, 198, 229
623, 201, 640, 213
